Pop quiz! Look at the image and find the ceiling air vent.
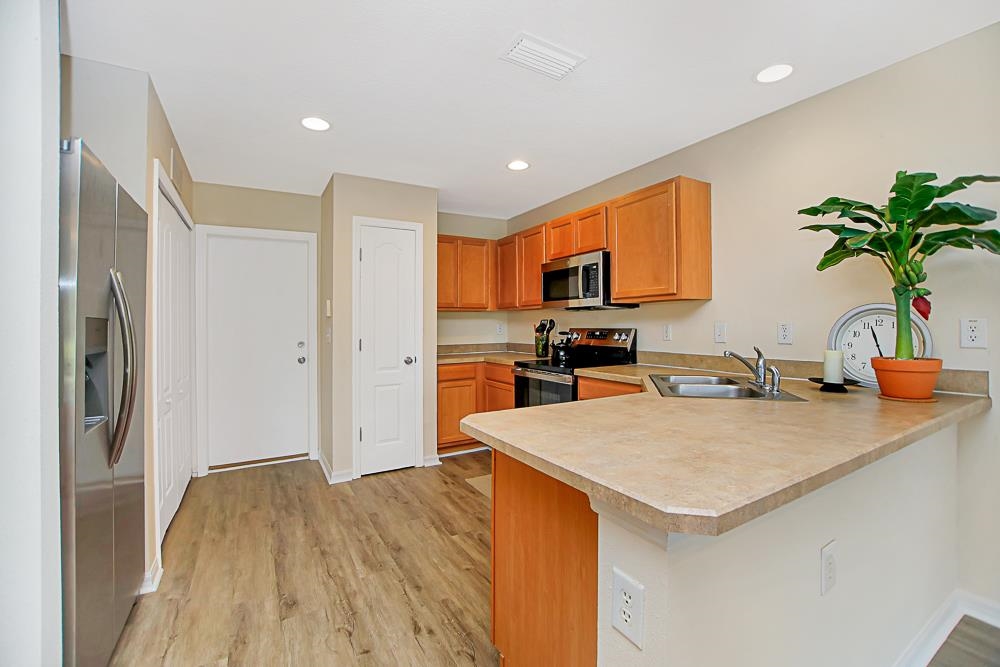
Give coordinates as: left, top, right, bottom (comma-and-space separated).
500, 32, 586, 80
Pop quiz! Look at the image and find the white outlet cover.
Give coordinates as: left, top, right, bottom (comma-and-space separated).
777, 322, 793, 345
960, 318, 988, 349
612, 566, 645, 648
496, 323, 505, 336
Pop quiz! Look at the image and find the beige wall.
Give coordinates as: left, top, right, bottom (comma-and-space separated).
147, 82, 193, 211
2, 0, 62, 661
322, 173, 439, 474
192, 182, 320, 233
436, 211, 511, 345
506, 24, 1000, 604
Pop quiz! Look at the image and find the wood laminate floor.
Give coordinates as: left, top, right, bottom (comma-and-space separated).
930, 615, 1000, 667
112, 452, 497, 666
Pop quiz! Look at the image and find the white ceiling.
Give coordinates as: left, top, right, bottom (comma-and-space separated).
61, 2, 1000, 218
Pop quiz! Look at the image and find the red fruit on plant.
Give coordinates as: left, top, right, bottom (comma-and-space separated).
913, 296, 931, 320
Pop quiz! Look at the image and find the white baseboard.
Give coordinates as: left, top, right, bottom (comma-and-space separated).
437, 446, 489, 459
894, 588, 1000, 667
140, 559, 163, 595
318, 454, 352, 485
423, 454, 442, 467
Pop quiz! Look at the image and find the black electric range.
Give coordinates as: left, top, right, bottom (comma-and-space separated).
512, 328, 637, 407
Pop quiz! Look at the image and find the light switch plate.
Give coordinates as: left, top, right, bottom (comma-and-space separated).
612, 566, 645, 648
821, 540, 837, 596
663, 324, 672, 341
713, 321, 728, 344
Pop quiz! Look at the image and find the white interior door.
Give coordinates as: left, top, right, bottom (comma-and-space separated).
155, 186, 193, 543
357, 222, 420, 475
196, 226, 317, 470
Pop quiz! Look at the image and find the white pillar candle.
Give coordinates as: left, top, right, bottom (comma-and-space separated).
823, 350, 845, 384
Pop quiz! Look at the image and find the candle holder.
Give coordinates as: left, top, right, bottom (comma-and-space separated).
809, 377, 860, 394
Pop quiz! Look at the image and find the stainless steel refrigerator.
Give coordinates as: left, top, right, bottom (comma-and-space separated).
59, 139, 146, 666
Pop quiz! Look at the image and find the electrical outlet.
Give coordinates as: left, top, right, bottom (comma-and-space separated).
663, 324, 673, 341
960, 318, 988, 349
713, 321, 728, 344
496, 323, 505, 337
777, 322, 794, 345
612, 567, 645, 648
820, 540, 837, 596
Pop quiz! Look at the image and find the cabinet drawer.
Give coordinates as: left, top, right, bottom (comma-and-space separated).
577, 376, 643, 400
438, 362, 479, 381
484, 362, 515, 385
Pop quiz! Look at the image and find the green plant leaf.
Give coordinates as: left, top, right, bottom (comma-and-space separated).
816, 238, 881, 270
919, 228, 1000, 256
934, 174, 1000, 198
845, 232, 876, 249
799, 224, 872, 239
798, 197, 884, 228
888, 171, 939, 223
912, 202, 997, 229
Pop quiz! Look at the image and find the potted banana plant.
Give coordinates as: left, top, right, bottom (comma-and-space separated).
799, 171, 999, 400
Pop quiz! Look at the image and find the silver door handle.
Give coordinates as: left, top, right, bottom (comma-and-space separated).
297, 356, 307, 364
404, 356, 415, 365
109, 269, 138, 468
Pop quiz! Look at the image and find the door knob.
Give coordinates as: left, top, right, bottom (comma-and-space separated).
297, 356, 307, 364
403, 356, 415, 365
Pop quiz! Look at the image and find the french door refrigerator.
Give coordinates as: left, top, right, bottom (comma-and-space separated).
59, 139, 146, 666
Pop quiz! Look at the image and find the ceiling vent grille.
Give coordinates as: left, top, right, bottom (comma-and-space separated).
500, 32, 586, 80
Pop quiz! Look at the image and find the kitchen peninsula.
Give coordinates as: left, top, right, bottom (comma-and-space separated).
461, 369, 991, 666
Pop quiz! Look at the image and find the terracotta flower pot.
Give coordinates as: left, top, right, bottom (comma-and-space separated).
870, 357, 943, 401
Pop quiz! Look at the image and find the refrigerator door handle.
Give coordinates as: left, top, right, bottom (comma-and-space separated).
108, 269, 138, 468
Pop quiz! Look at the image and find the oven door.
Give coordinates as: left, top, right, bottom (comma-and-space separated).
541, 251, 604, 309
512, 368, 576, 407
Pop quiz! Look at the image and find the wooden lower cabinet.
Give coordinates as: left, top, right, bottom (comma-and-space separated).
437, 361, 516, 453
491, 450, 597, 666
577, 376, 644, 400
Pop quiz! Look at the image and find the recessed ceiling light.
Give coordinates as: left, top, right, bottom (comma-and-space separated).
755, 64, 794, 84
507, 160, 530, 171
301, 117, 330, 131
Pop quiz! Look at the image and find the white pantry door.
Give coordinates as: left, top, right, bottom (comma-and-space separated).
357, 222, 419, 475
155, 187, 194, 542
197, 226, 316, 470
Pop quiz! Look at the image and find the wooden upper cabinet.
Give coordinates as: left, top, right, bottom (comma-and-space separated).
458, 238, 492, 309
608, 177, 711, 303
496, 234, 519, 310
516, 225, 546, 309
574, 205, 607, 254
545, 206, 607, 261
437, 236, 461, 309
437, 235, 496, 310
545, 215, 576, 260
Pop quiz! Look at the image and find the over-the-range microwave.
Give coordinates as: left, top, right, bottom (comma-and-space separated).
540, 250, 638, 310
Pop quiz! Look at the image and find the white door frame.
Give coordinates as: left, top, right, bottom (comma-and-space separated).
194, 224, 319, 476
351, 216, 425, 479
149, 159, 195, 582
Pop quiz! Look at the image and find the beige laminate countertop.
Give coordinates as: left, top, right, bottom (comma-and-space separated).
461, 364, 991, 536
437, 352, 538, 365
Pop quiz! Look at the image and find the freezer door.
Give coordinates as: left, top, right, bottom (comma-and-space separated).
60, 139, 117, 666
112, 184, 147, 639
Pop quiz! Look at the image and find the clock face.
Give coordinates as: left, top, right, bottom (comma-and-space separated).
828, 304, 934, 387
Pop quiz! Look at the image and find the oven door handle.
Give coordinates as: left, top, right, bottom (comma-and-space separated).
511, 367, 575, 385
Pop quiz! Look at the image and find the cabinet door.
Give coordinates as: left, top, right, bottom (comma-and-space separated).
545, 215, 575, 261
484, 379, 515, 412
517, 225, 546, 309
608, 181, 678, 301
574, 205, 607, 254
577, 376, 643, 400
458, 237, 491, 309
437, 377, 479, 445
496, 235, 519, 309
437, 236, 461, 309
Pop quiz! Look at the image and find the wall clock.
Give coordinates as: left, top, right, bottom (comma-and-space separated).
827, 303, 934, 388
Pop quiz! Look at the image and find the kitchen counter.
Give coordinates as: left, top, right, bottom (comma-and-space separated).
437, 352, 537, 365
461, 367, 991, 535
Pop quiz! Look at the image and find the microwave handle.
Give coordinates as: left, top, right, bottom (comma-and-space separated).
578, 263, 586, 299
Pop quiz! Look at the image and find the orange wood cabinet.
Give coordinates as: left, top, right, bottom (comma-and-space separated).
437, 235, 496, 311
491, 450, 597, 666
437, 363, 483, 452
496, 235, 519, 310
516, 225, 546, 308
577, 376, 643, 400
483, 362, 515, 412
608, 176, 712, 303
545, 205, 608, 260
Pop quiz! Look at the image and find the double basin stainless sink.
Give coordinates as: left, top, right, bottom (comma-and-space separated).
651, 375, 806, 402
